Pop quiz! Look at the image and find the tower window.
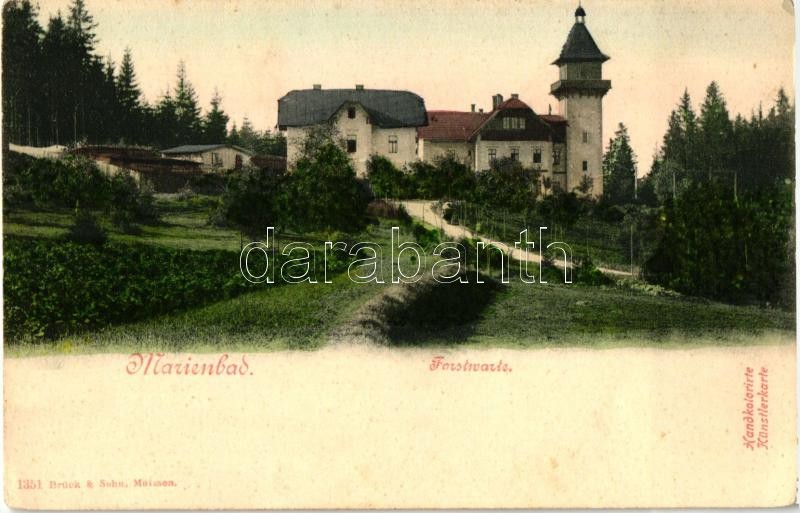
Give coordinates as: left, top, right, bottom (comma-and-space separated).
553, 148, 561, 165
533, 148, 542, 164
582, 131, 589, 144
510, 147, 520, 161
582, 160, 588, 172
347, 107, 356, 119
388, 135, 398, 153
347, 135, 357, 153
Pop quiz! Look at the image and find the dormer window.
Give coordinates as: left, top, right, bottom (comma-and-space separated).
502, 117, 526, 130
347, 107, 356, 119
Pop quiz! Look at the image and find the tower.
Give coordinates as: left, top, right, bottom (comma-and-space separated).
550, 4, 611, 196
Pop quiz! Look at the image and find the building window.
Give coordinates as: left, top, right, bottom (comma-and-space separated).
347, 107, 356, 119
388, 135, 398, 153
582, 160, 588, 172
502, 117, 525, 130
510, 147, 520, 161
553, 148, 561, 165
211, 152, 222, 166
488, 148, 497, 163
533, 148, 542, 164
582, 131, 589, 143
347, 135, 357, 153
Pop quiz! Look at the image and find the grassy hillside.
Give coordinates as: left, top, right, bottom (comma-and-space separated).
4, 195, 794, 356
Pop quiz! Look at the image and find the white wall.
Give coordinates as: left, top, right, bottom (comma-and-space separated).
474, 139, 553, 173
284, 104, 420, 178
560, 95, 604, 196
199, 147, 252, 171
371, 127, 417, 171
333, 104, 374, 177
419, 140, 472, 167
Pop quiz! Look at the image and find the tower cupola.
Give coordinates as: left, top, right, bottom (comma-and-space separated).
575, 5, 586, 23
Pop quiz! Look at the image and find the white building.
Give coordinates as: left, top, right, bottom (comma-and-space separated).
277, 85, 427, 177
161, 144, 254, 172
418, 96, 569, 190
419, 5, 610, 196
276, 5, 610, 196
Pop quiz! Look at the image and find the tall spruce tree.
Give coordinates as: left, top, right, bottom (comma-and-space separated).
173, 61, 202, 144
116, 48, 143, 143
3, 0, 43, 145
602, 123, 637, 205
698, 81, 733, 179
202, 88, 229, 144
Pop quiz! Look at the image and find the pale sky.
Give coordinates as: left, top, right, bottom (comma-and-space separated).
35, 0, 795, 172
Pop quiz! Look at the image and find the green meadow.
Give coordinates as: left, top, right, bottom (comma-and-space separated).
4, 195, 794, 357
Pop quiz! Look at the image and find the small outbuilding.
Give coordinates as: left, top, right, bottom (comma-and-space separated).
161, 144, 254, 172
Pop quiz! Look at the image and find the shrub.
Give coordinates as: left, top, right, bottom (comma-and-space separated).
367, 200, 412, 226
67, 211, 107, 245
367, 155, 408, 199
3, 153, 159, 226
216, 166, 287, 237
574, 257, 611, 286
411, 223, 441, 252
3, 236, 258, 341
475, 157, 540, 212
287, 141, 369, 233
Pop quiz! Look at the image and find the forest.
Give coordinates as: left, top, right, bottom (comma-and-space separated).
2, 0, 286, 155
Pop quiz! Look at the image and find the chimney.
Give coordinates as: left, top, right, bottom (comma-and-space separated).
471, 104, 475, 112
548, 104, 552, 115
492, 94, 504, 109
479, 108, 484, 113
312, 84, 321, 90
355, 84, 364, 90
511, 93, 519, 99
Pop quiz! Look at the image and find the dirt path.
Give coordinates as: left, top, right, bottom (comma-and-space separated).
400, 200, 632, 278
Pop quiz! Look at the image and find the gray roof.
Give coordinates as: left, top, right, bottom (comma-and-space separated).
552, 22, 609, 65
161, 144, 255, 156
278, 88, 427, 129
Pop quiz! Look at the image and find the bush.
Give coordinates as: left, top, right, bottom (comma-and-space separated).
367, 155, 409, 199
3, 153, 159, 227
475, 157, 540, 212
367, 200, 412, 226
288, 141, 369, 233
574, 256, 611, 286
215, 166, 287, 237
3, 236, 259, 341
67, 211, 107, 245
411, 223, 441, 252
3, 154, 109, 209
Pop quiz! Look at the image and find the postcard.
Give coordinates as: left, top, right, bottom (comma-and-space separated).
3, 0, 797, 509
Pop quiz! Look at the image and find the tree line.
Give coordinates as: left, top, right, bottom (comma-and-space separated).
2, 0, 286, 154
602, 82, 794, 306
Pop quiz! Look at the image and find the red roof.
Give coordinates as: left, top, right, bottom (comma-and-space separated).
540, 114, 567, 124
417, 111, 490, 141
495, 97, 532, 110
